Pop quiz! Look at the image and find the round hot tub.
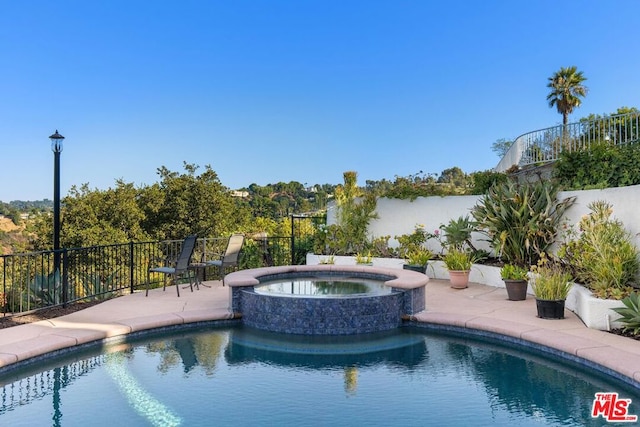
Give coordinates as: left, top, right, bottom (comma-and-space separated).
254, 276, 393, 298
225, 265, 428, 335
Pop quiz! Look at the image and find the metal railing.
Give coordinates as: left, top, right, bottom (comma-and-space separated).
1, 236, 298, 317
495, 111, 640, 172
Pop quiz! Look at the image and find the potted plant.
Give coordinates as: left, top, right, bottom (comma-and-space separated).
355, 252, 373, 265
531, 257, 573, 319
443, 248, 472, 289
403, 248, 432, 273
500, 264, 529, 301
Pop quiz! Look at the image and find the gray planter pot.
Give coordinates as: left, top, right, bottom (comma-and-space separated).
504, 279, 528, 301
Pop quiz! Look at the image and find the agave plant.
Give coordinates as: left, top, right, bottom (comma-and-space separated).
472, 181, 575, 267
612, 293, 640, 335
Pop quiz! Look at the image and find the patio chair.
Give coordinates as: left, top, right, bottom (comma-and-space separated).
147, 235, 197, 297
204, 233, 244, 285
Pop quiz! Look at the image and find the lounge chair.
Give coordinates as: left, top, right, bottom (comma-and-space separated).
147, 235, 197, 297
204, 233, 244, 285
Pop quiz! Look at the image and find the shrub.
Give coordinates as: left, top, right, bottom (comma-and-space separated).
395, 225, 436, 258
554, 142, 640, 190
558, 201, 639, 299
469, 170, 509, 195
439, 215, 477, 252
472, 181, 575, 267
322, 171, 378, 255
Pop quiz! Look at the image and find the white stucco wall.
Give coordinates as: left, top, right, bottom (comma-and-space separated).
327, 184, 640, 255
367, 195, 487, 254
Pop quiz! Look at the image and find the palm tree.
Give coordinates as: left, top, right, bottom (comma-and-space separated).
546, 66, 588, 125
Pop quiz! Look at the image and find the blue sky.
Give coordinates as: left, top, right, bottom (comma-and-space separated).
2, 1, 639, 202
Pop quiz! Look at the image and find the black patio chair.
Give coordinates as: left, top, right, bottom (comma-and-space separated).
147, 235, 197, 297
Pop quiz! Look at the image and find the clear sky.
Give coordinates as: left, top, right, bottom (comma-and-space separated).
2, 1, 639, 202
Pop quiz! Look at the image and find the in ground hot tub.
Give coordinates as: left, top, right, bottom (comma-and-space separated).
225, 265, 428, 335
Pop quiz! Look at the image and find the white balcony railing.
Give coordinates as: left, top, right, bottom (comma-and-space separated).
495, 111, 640, 172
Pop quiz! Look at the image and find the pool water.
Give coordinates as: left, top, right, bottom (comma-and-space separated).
0, 324, 638, 426
255, 276, 392, 297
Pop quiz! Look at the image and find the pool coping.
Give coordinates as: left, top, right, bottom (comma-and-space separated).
0, 278, 638, 391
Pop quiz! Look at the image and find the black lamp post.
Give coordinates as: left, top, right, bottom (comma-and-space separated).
49, 130, 64, 272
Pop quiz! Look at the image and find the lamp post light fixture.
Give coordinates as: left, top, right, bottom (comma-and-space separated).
49, 130, 64, 272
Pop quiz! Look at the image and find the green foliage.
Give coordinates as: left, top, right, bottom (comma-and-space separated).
0, 202, 22, 225
5, 271, 62, 312
554, 142, 640, 190
237, 240, 265, 269
369, 235, 395, 258
373, 171, 439, 200
368, 169, 480, 200
406, 248, 432, 266
74, 269, 121, 300
612, 293, 640, 335
558, 201, 638, 299
144, 163, 241, 240
469, 170, 509, 195
472, 181, 575, 267
439, 216, 477, 252
501, 264, 529, 281
531, 256, 573, 300
491, 138, 513, 158
443, 248, 472, 271
243, 181, 334, 219
355, 252, 373, 264
323, 171, 378, 255
395, 225, 435, 258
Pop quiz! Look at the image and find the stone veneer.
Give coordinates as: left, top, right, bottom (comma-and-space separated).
224, 265, 429, 335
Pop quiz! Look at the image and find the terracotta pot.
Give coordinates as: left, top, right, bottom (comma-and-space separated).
536, 299, 566, 319
504, 279, 528, 301
448, 270, 470, 289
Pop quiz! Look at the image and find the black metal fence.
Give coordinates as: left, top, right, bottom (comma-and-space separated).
1, 235, 302, 317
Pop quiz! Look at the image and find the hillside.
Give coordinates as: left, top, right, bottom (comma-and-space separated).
0, 217, 28, 255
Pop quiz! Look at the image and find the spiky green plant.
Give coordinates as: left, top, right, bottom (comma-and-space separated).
472, 181, 575, 267
531, 258, 573, 300
406, 248, 432, 266
612, 293, 640, 335
443, 248, 472, 271
439, 215, 478, 252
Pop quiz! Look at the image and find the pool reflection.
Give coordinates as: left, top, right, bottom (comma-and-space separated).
224, 326, 429, 370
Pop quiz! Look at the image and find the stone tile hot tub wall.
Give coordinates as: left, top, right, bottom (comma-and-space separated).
224, 265, 429, 335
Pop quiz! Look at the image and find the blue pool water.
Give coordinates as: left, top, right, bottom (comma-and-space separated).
0, 324, 638, 426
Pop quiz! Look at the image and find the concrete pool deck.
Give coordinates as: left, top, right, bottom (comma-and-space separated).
0, 278, 639, 388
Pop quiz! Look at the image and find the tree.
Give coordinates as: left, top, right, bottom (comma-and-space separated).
142, 163, 244, 240
491, 138, 513, 158
546, 66, 588, 126
29, 181, 150, 249
437, 167, 469, 187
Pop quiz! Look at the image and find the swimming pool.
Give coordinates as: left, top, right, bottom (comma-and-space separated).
0, 324, 638, 426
